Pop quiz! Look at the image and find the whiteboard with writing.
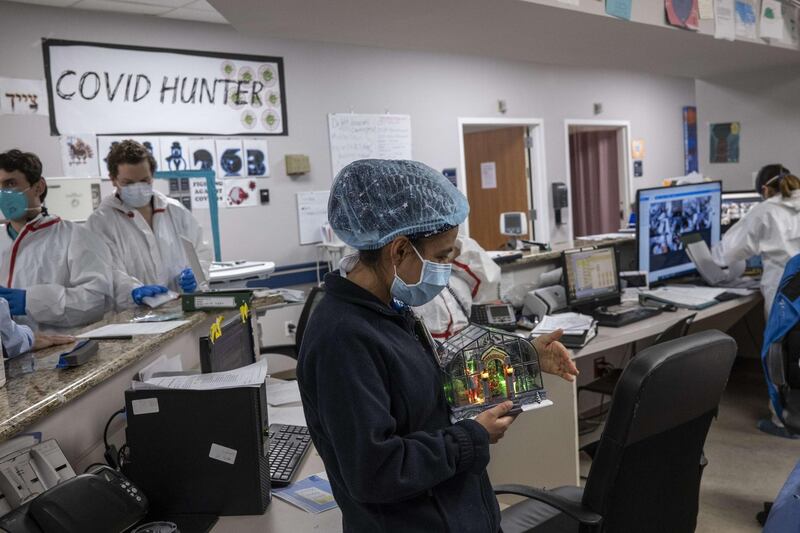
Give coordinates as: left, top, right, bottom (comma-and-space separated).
328, 114, 412, 177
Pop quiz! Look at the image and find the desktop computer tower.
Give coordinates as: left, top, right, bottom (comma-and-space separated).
122, 382, 270, 516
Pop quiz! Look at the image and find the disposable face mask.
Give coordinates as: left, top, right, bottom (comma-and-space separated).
0, 188, 35, 221
119, 182, 154, 208
390, 244, 452, 307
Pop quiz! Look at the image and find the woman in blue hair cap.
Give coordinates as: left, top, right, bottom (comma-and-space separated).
297, 159, 577, 532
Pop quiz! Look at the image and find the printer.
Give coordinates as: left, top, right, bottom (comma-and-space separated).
523, 285, 567, 318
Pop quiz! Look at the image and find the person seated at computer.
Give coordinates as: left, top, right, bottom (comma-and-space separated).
0, 149, 115, 331
297, 159, 578, 533
0, 298, 74, 358
86, 140, 212, 309
712, 164, 800, 316
413, 235, 501, 339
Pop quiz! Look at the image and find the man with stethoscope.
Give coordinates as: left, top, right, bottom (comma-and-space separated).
0, 149, 114, 331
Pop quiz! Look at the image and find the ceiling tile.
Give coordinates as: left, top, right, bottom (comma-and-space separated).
160, 7, 226, 23
5, 0, 80, 7
185, 0, 215, 12
72, 0, 171, 14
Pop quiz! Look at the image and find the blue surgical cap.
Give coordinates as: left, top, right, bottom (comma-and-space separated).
328, 159, 469, 250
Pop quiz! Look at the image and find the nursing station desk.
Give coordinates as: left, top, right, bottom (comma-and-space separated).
0, 294, 284, 473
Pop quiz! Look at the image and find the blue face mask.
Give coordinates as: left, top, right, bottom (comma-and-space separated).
0, 189, 32, 221
390, 244, 452, 307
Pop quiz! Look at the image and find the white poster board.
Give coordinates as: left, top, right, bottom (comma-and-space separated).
0, 78, 48, 115
296, 191, 330, 245
328, 113, 412, 177
43, 39, 286, 135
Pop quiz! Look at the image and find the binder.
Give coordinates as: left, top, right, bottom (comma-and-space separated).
122, 382, 270, 516
181, 291, 253, 312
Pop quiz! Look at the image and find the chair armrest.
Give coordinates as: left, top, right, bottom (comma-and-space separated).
494, 484, 603, 529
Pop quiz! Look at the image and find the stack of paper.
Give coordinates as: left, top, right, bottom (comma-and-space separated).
531, 313, 598, 348
640, 286, 722, 310
532, 313, 594, 335
143, 360, 268, 391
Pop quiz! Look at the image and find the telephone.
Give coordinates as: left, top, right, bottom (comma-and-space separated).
0, 465, 148, 533
470, 303, 517, 331
0, 439, 76, 515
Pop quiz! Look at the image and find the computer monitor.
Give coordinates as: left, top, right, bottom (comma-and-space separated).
199, 312, 257, 373
636, 181, 722, 285
562, 245, 621, 312
721, 190, 762, 231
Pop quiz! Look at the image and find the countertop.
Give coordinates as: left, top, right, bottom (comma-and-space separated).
500, 235, 635, 270
0, 293, 284, 442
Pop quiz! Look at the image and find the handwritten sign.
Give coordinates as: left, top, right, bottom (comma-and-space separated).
0, 78, 48, 116
328, 114, 412, 177
42, 39, 286, 135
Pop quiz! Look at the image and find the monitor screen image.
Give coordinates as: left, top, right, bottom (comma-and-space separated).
721, 191, 762, 228
563, 246, 619, 306
637, 181, 722, 284
199, 313, 257, 373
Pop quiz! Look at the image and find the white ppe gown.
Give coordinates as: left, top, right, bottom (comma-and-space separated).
414, 236, 501, 339
0, 214, 114, 332
713, 190, 800, 316
0, 298, 33, 357
85, 191, 212, 310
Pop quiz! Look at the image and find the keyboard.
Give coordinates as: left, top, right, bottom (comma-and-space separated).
268, 424, 312, 487
593, 305, 662, 327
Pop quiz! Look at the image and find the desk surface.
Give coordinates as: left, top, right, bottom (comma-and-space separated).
213, 448, 342, 532
573, 293, 761, 359
0, 294, 283, 442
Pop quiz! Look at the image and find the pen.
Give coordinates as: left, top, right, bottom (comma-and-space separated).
80, 335, 134, 341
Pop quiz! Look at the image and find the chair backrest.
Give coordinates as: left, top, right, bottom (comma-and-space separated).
763, 258, 800, 434
294, 285, 326, 357
770, 327, 800, 433
653, 313, 696, 346
582, 330, 737, 533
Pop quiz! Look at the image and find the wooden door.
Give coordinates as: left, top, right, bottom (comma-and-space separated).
463, 126, 529, 250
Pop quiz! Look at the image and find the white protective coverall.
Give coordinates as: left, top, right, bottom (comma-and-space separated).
414, 236, 501, 340
86, 190, 212, 310
0, 298, 33, 357
0, 214, 114, 331
713, 190, 800, 315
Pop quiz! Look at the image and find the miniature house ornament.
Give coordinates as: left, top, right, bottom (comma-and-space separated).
437, 324, 550, 422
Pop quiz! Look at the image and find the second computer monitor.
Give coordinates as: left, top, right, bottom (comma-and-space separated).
562, 245, 621, 312
637, 181, 722, 284
199, 313, 257, 373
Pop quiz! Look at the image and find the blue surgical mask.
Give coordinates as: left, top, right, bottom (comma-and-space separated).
119, 182, 154, 208
390, 244, 452, 307
0, 188, 33, 221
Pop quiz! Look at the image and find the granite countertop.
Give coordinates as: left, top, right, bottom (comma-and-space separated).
500, 235, 635, 270
0, 293, 285, 442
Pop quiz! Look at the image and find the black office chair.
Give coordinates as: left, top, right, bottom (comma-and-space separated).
498, 330, 737, 533
260, 284, 326, 359
578, 314, 697, 423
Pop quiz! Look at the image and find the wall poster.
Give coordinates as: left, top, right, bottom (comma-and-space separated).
42, 39, 287, 136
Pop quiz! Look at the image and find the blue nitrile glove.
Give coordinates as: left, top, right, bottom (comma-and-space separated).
178, 268, 197, 293
0, 288, 26, 316
131, 285, 169, 305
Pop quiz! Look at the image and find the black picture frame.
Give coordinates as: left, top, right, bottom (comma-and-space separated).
42, 38, 288, 137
